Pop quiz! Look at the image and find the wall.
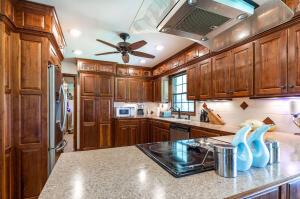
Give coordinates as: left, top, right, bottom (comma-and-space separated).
61, 60, 77, 74
190, 98, 300, 134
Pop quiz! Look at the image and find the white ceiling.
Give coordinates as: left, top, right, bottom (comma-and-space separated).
32, 0, 193, 67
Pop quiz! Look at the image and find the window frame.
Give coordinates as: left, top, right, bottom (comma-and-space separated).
170, 72, 196, 116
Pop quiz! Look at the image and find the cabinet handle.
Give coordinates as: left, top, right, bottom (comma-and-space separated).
289, 85, 295, 89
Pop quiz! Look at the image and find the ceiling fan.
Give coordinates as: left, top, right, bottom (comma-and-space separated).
95, 33, 155, 63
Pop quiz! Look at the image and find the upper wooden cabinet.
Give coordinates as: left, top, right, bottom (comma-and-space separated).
99, 75, 114, 97
143, 80, 153, 102
153, 78, 162, 102
198, 58, 212, 99
288, 23, 300, 94
77, 59, 116, 74
116, 64, 152, 77
212, 51, 231, 98
128, 78, 143, 102
231, 43, 254, 97
187, 63, 198, 100
115, 77, 127, 102
255, 30, 288, 96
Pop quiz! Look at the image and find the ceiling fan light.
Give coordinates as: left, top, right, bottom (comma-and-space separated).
73, 50, 82, 55
69, 29, 81, 37
156, 45, 164, 51
140, 59, 146, 64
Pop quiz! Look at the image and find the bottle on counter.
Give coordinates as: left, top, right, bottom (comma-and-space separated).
231, 125, 253, 171
247, 125, 271, 168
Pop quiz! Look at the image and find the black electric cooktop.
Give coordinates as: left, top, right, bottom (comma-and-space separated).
136, 138, 228, 178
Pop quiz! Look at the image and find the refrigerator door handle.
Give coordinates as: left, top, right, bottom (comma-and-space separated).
59, 84, 68, 132
55, 139, 67, 153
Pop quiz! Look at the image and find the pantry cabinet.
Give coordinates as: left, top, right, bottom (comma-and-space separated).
254, 30, 288, 96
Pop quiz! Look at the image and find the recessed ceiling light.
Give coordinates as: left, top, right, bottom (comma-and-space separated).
156, 45, 164, 51
69, 29, 81, 37
140, 59, 146, 64
73, 50, 82, 55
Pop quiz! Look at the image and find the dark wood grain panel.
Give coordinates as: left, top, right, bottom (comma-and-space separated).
23, 11, 45, 29
99, 75, 114, 97
153, 78, 162, 102
287, 179, 300, 199
187, 63, 198, 100
115, 77, 127, 102
80, 73, 98, 96
4, 148, 14, 199
20, 38, 42, 90
288, 23, 300, 94
19, 148, 43, 199
143, 80, 153, 102
190, 128, 220, 138
128, 78, 142, 102
255, 30, 288, 96
199, 58, 212, 99
212, 51, 231, 98
231, 43, 254, 97
99, 97, 112, 124
20, 95, 41, 144
99, 124, 112, 148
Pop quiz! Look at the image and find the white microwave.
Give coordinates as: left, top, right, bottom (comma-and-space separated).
116, 107, 135, 117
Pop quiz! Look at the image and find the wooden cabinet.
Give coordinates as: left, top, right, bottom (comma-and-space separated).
255, 30, 288, 96
80, 97, 99, 150
80, 73, 98, 96
190, 128, 220, 138
287, 179, 300, 199
143, 80, 153, 102
128, 78, 143, 102
114, 119, 140, 147
115, 77, 127, 102
139, 119, 149, 144
212, 51, 231, 98
187, 63, 198, 100
244, 187, 280, 199
288, 23, 300, 94
231, 43, 254, 97
198, 58, 212, 99
99, 75, 114, 97
150, 120, 170, 142
153, 78, 162, 102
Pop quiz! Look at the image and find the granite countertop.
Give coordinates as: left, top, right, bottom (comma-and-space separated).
39, 133, 300, 199
114, 115, 241, 134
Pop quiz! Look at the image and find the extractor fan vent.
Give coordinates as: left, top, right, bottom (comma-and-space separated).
175, 8, 231, 36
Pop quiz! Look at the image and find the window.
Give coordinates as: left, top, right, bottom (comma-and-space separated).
172, 73, 195, 113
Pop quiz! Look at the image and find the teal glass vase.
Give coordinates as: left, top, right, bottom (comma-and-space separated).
232, 125, 253, 171
247, 125, 271, 168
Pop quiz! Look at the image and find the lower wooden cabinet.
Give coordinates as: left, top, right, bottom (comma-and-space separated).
150, 120, 170, 142
139, 119, 149, 144
190, 127, 233, 138
114, 119, 140, 147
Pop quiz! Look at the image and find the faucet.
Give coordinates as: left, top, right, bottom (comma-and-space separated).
169, 106, 182, 119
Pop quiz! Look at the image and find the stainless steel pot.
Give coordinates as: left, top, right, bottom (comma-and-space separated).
214, 144, 237, 178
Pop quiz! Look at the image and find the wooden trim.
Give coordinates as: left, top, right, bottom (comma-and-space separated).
62, 73, 78, 151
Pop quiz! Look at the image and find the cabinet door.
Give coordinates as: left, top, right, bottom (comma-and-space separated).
199, 58, 212, 99
187, 64, 198, 100
160, 128, 170, 142
212, 51, 231, 98
231, 43, 254, 97
288, 24, 300, 94
129, 125, 139, 145
128, 78, 142, 102
143, 80, 153, 102
80, 97, 99, 150
190, 128, 220, 138
139, 119, 149, 144
99, 75, 114, 97
98, 97, 112, 124
115, 126, 129, 147
287, 179, 300, 199
255, 30, 288, 96
115, 77, 127, 102
244, 187, 280, 199
99, 124, 112, 148
154, 78, 162, 102
80, 73, 98, 96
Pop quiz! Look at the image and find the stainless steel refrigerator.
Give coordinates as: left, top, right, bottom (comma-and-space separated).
48, 64, 68, 175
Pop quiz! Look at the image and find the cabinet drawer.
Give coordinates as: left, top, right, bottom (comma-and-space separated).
117, 119, 140, 126
190, 127, 220, 138
152, 120, 170, 129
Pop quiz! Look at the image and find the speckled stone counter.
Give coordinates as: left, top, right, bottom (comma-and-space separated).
39, 133, 300, 199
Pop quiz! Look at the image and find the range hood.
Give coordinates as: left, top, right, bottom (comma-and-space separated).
130, 0, 294, 52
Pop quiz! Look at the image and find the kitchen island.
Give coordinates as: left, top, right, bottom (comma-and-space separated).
39, 132, 300, 199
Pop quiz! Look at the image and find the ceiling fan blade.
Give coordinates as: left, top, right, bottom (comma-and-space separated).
131, 51, 155, 59
128, 40, 147, 50
96, 39, 119, 50
122, 53, 129, 63
95, 51, 119, 56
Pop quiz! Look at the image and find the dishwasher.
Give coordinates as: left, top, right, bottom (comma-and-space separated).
170, 123, 191, 141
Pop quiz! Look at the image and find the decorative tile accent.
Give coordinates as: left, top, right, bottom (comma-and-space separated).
263, 117, 275, 125
240, 101, 248, 110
